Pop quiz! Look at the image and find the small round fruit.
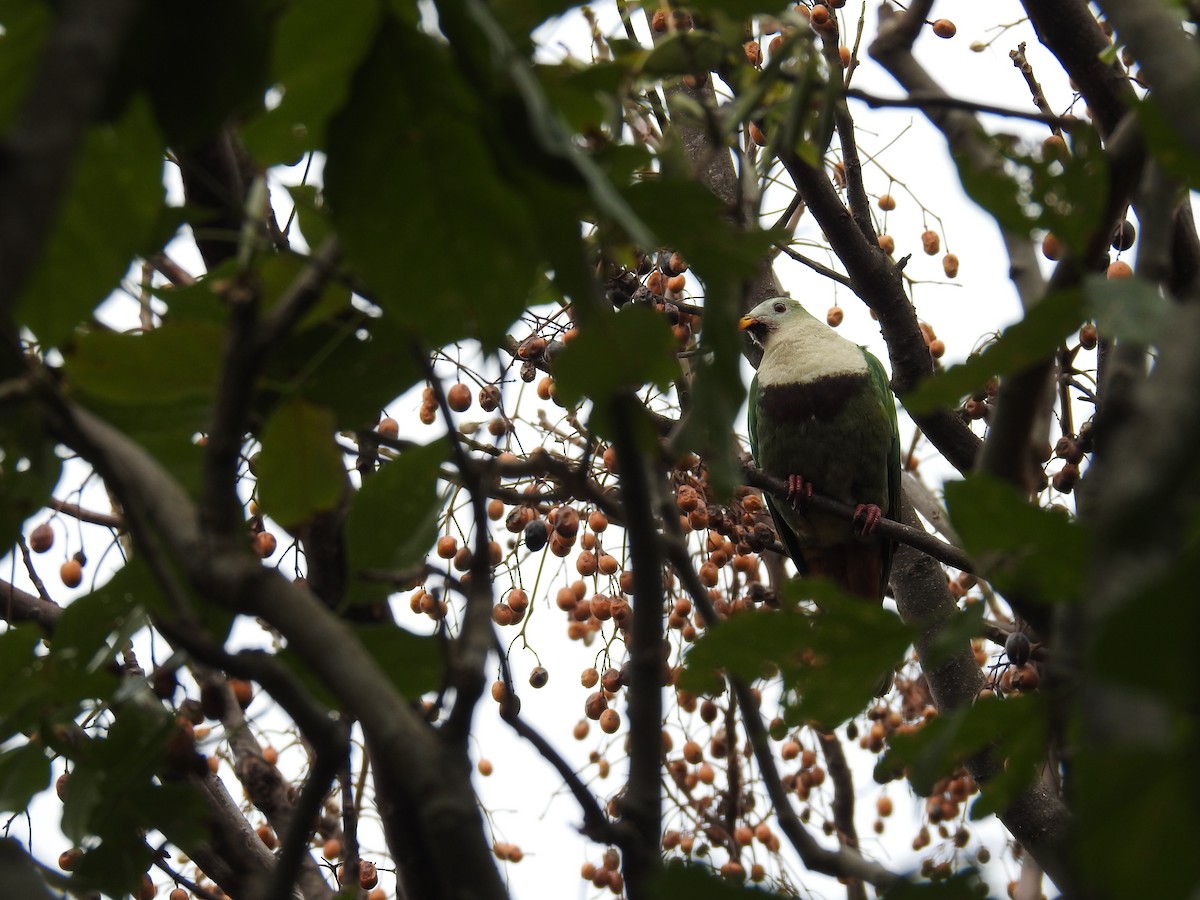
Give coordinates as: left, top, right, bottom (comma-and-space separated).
838, 45, 852, 67
1005, 631, 1032, 666
747, 121, 766, 147
60, 559, 83, 588
419, 403, 437, 425
942, 253, 960, 278
877, 795, 894, 817
139, 873, 156, 900
479, 385, 501, 412
1111, 219, 1136, 251
59, 848, 83, 871
377, 417, 399, 438
877, 234, 895, 255
29, 522, 54, 553
1041, 233, 1063, 261
932, 18, 956, 38
529, 666, 549, 688
921, 230, 940, 255
598, 708, 621, 733
359, 860, 379, 890
252, 531, 277, 558
229, 678, 254, 709
581, 667, 600, 688
436, 535, 458, 559
666, 273, 687, 294
1107, 259, 1133, 279
523, 519, 548, 552
1079, 323, 1098, 350
447, 383, 471, 412
478, 758, 494, 776
169, 889, 189, 900
744, 40, 762, 66
536, 376, 555, 401
810, 4, 830, 27
878, 193, 896, 211
929, 339, 945, 359
826, 306, 843, 327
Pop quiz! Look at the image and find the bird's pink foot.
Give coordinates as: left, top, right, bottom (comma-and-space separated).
853, 503, 883, 536
787, 475, 813, 510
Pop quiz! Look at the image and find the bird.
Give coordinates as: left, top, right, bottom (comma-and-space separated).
740, 296, 901, 694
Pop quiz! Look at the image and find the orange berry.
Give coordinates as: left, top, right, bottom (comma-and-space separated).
1107, 260, 1133, 279
826, 306, 843, 327
598, 708, 621, 733
651, 9, 668, 31
810, 4, 830, 26
436, 535, 458, 559
1079, 322, 1098, 350
59, 559, 82, 588
942, 253, 959, 278
447, 383, 471, 412
478, 758, 494, 776
576, 550, 598, 576
929, 339, 946, 359
169, 890, 189, 900
748, 121, 766, 147
838, 45, 851, 67
359, 860, 379, 890
229, 678, 254, 708
377, 416, 399, 438
877, 234, 895, 255
878, 193, 896, 211
744, 40, 762, 66
140, 873, 157, 900
537, 376, 555, 401
932, 18, 956, 38
1042, 233, 1063, 260
262, 745, 278, 765
921, 230, 940, 255
419, 403, 437, 425
59, 848, 83, 871
573, 719, 590, 740
877, 795, 894, 817
666, 273, 687, 294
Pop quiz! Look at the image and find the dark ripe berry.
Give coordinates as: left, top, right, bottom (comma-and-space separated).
1111, 218, 1136, 251
555, 506, 580, 537
1005, 631, 1032, 666
601, 667, 623, 692
28, 522, 54, 553
529, 666, 549, 688
200, 682, 228, 720
520, 360, 537, 383
359, 860, 379, 890
584, 691, 608, 720
523, 519, 548, 552
151, 667, 178, 702
1079, 322, 1098, 350
1052, 463, 1080, 494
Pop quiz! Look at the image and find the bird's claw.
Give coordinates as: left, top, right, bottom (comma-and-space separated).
786, 475, 813, 510
853, 503, 883, 536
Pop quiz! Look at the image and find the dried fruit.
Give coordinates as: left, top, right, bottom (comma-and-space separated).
826, 306, 843, 327
744, 40, 762, 66
377, 416, 399, 438
1079, 322, 1098, 350
921, 230, 940, 255
598, 708, 621, 733
878, 193, 896, 211
479, 385, 501, 412
529, 666, 549, 688
942, 253, 959, 278
877, 234, 895, 255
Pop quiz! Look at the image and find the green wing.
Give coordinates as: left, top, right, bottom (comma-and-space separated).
864, 346, 902, 593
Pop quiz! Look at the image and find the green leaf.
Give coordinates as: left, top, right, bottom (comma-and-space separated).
279, 623, 441, 704
0, 840, 57, 900
256, 399, 346, 530
906, 289, 1084, 414
344, 439, 448, 603
945, 475, 1088, 605
15, 98, 163, 347
52, 576, 145, 675
874, 694, 1047, 815
0, 0, 51, 133
325, 16, 539, 349
0, 742, 50, 813
680, 581, 912, 727
653, 862, 789, 900
1084, 273, 1170, 346
0, 402, 62, 553
642, 31, 728, 76
64, 322, 225, 406
242, 0, 381, 165
139, 0, 271, 147
554, 304, 678, 410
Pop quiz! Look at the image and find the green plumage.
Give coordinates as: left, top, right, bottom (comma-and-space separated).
742, 297, 901, 601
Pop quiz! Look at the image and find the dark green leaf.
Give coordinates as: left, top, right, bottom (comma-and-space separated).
140, 0, 271, 147
906, 289, 1084, 414
325, 17, 539, 349
15, 98, 163, 347
0, 742, 50, 813
279, 624, 441, 703
285, 185, 335, 258
344, 439, 448, 603
642, 31, 728, 76
951, 141, 1031, 237
64, 322, 224, 406
875, 694, 1047, 806
52, 574, 145, 674
256, 399, 346, 530
653, 861, 788, 900
945, 475, 1087, 604
0, 0, 51, 133
1085, 273, 1169, 346
554, 304, 678, 409
0, 839, 57, 900
0, 402, 61, 553
242, 0, 381, 165
680, 581, 912, 727
1134, 94, 1200, 192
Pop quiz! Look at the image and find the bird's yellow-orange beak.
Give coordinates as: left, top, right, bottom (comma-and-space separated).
738, 315, 757, 331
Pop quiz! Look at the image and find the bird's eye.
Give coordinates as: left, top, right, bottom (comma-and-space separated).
773, 302, 786, 313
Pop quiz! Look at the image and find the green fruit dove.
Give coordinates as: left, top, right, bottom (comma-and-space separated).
741, 296, 902, 694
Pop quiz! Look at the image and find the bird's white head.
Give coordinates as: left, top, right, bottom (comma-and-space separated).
738, 296, 807, 347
